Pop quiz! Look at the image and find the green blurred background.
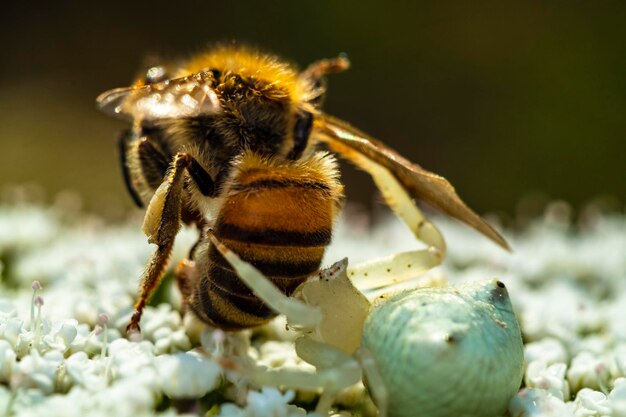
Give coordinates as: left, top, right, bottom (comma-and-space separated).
1, 1, 624, 219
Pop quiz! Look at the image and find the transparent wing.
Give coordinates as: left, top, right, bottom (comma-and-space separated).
314, 113, 510, 250
96, 71, 221, 121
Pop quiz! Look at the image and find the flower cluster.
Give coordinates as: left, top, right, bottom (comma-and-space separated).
1, 200, 625, 416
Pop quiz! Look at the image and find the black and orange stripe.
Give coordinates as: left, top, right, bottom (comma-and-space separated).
189, 153, 343, 330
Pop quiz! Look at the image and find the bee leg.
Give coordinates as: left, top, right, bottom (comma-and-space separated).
187, 226, 205, 259
301, 55, 350, 107
128, 152, 213, 334
207, 232, 322, 330
302, 55, 350, 86
135, 135, 171, 190
174, 259, 198, 317
346, 154, 447, 291
120, 129, 172, 208
118, 129, 144, 208
128, 242, 174, 334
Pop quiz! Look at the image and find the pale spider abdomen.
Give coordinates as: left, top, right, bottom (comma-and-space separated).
362, 280, 524, 417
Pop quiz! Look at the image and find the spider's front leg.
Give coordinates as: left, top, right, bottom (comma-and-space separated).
207, 233, 322, 330
127, 152, 214, 334
346, 153, 447, 291
209, 235, 363, 415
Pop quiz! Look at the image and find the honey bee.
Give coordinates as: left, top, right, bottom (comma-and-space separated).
97, 45, 509, 334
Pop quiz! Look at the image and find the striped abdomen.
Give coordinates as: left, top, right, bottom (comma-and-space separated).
190, 152, 343, 330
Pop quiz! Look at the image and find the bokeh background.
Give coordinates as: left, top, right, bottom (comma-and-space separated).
1, 1, 624, 220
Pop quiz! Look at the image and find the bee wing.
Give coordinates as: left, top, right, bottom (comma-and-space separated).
315, 113, 510, 250
96, 71, 220, 121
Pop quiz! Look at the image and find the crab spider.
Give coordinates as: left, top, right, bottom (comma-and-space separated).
209, 240, 524, 417
205, 160, 522, 417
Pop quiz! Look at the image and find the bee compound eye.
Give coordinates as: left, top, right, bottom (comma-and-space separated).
289, 111, 313, 160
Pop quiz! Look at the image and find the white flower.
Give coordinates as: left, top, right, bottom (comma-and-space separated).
216, 403, 247, 417
1, 203, 626, 416
64, 351, 106, 390
152, 326, 192, 355
573, 389, 610, 416
0, 340, 16, 382
6, 386, 47, 417
139, 303, 185, 341
12, 349, 65, 394
0, 385, 11, 417
610, 344, 626, 380
509, 388, 572, 417
68, 322, 99, 354
0, 317, 24, 351
257, 341, 312, 370
610, 378, 626, 417
0, 299, 17, 320
0, 205, 59, 252
155, 351, 221, 398
525, 338, 568, 366
41, 319, 78, 353
525, 361, 570, 400
247, 388, 308, 417
568, 352, 611, 394
215, 387, 311, 417
107, 338, 158, 384
95, 378, 158, 417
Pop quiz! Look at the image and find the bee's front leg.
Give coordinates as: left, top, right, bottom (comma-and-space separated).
300, 55, 350, 108
127, 152, 214, 334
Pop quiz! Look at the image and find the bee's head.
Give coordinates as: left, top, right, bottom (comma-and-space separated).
212, 72, 313, 160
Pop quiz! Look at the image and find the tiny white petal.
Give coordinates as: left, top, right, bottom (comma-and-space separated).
610, 379, 626, 417
0, 300, 17, 319
155, 352, 221, 398
525, 338, 568, 365
568, 351, 610, 393
525, 361, 570, 400
574, 388, 610, 415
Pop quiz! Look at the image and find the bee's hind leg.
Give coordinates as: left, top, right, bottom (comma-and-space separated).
128, 152, 215, 334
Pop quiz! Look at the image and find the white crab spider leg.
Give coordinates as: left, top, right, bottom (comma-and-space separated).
210, 232, 371, 353
253, 338, 362, 414
209, 234, 364, 415
346, 153, 446, 290
208, 233, 322, 330
250, 339, 361, 391
357, 347, 388, 417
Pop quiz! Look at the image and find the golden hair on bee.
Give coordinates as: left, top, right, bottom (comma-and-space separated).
187, 151, 343, 330
177, 45, 314, 103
